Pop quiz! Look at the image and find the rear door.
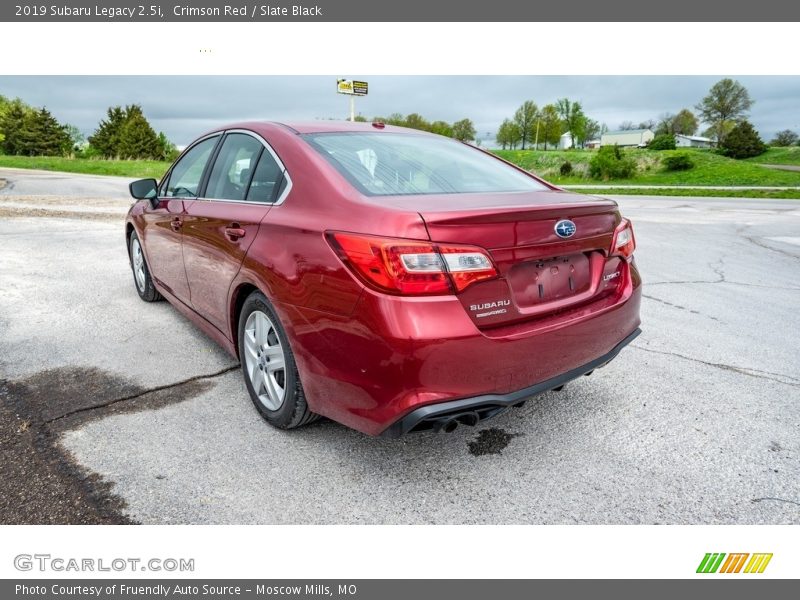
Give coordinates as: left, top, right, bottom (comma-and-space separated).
181, 131, 287, 333
141, 135, 220, 302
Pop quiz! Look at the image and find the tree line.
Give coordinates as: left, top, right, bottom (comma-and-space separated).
495, 79, 799, 154
357, 112, 477, 142
495, 99, 601, 151
0, 95, 178, 160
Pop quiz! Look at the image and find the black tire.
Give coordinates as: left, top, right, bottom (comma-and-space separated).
129, 231, 161, 302
238, 291, 319, 429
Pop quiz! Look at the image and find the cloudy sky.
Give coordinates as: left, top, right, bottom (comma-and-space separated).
1, 76, 798, 146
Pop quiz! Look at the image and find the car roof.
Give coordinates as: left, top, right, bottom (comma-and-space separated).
225, 120, 433, 136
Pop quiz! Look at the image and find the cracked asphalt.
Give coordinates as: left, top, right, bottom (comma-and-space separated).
1, 168, 798, 524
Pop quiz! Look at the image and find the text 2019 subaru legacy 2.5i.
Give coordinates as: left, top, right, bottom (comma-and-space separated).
126, 121, 641, 437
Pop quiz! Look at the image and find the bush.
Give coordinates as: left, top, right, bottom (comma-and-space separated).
74, 144, 105, 159
559, 161, 573, 176
662, 152, 694, 171
648, 133, 676, 150
720, 120, 767, 159
589, 145, 636, 180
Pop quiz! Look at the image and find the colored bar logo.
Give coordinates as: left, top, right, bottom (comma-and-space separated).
697, 553, 773, 574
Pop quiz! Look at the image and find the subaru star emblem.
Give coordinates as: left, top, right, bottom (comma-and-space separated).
555, 219, 577, 238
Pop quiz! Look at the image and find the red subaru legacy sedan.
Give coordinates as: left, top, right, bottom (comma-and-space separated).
126, 121, 641, 437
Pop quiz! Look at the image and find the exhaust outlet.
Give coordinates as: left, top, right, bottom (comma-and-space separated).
456, 411, 479, 427
434, 418, 459, 433
432, 411, 481, 433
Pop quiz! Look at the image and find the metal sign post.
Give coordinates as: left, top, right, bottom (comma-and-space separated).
337, 79, 369, 121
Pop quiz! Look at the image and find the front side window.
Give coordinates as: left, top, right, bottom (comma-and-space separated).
303, 132, 549, 196
205, 133, 263, 201
164, 136, 219, 198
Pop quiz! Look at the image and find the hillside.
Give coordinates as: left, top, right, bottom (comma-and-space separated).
743, 146, 800, 166
493, 148, 800, 187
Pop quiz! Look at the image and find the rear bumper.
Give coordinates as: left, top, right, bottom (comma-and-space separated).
379, 327, 641, 437
280, 259, 641, 436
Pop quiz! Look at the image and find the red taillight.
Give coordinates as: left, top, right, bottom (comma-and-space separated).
612, 219, 636, 260
437, 244, 499, 292
327, 232, 498, 296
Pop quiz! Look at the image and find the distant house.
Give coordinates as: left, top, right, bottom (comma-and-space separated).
600, 128, 655, 148
559, 131, 574, 150
674, 134, 715, 148
585, 139, 601, 149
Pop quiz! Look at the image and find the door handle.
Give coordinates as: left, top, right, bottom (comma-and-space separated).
170, 218, 182, 232
225, 226, 246, 240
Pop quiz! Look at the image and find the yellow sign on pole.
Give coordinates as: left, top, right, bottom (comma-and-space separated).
337, 79, 368, 122
337, 79, 368, 96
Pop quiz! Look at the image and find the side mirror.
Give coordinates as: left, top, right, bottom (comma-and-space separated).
129, 178, 159, 203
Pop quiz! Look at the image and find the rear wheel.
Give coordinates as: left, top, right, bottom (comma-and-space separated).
238, 291, 319, 429
129, 231, 161, 302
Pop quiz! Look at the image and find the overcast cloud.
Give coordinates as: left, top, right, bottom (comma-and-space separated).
1, 76, 798, 146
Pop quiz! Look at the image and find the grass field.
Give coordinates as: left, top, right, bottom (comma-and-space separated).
493, 148, 800, 187
0, 155, 170, 179
2, 149, 800, 195
570, 187, 800, 200
743, 146, 800, 166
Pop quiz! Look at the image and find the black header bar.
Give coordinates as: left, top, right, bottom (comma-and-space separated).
3, 1, 799, 22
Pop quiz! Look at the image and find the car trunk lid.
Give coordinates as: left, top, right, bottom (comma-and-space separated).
394, 190, 625, 328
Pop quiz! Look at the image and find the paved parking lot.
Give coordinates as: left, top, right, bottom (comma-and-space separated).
1, 168, 798, 524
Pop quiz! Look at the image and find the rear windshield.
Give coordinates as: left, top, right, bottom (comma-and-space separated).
303, 132, 549, 196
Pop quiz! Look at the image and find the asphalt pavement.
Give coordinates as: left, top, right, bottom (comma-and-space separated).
1, 167, 798, 524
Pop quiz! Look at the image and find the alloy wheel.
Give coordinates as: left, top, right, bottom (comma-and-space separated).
243, 310, 287, 411
131, 237, 146, 292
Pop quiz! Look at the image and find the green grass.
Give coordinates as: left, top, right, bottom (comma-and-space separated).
743, 146, 800, 166
570, 187, 800, 199
3, 148, 800, 190
493, 148, 800, 187
0, 155, 170, 179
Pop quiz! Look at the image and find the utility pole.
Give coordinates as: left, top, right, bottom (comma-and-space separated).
534, 119, 540, 150
337, 79, 368, 122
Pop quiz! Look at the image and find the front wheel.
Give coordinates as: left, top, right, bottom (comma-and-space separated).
129, 231, 161, 302
238, 291, 319, 429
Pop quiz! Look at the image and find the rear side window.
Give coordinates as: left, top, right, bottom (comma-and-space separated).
205, 133, 263, 201
303, 132, 548, 196
246, 150, 284, 203
164, 136, 218, 198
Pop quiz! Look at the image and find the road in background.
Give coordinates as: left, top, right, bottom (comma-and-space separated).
0, 167, 131, 218
1, 168, 798, 524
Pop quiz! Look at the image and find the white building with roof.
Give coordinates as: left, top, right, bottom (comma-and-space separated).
600, 128, 655, 147
675, 134, 715, 148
